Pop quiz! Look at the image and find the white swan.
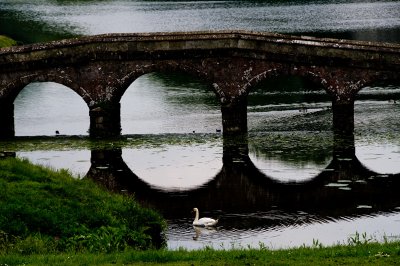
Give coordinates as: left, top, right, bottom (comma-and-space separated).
192, 207, 218, 227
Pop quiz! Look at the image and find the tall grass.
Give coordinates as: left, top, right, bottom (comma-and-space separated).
0, 157, 166, 254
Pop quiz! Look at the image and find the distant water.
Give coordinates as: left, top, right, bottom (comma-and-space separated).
1, 0, 400, 43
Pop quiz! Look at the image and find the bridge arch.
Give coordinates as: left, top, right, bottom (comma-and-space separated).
0, 73, 92, 137
120, 70, 222, 134
14, 81, 90, 136
242, 68, 333, 99
3, 73, 92, 105
115, 62, 221, 103
354, 72, 400, 97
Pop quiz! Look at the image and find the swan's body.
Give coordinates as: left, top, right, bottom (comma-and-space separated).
192, 208, 218, 227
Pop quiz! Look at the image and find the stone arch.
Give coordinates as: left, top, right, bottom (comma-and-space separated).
3, 73, 92, 106
10, 75, 91, 136
357, 72, 400, 93
118, 62, 223, 135
242, 67, 333, 99
115, 61, 220, 103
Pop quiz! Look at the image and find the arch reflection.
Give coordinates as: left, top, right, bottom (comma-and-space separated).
355, 83, 400, 175
122, 145, 222, 191
248, 133, 333, 183
86, 133, 400, 224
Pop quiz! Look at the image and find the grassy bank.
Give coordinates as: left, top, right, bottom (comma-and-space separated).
0, 157, 166, 254
1, 241, 400, 265
0, 35, 17, 48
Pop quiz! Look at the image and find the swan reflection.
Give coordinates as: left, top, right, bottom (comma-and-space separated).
193, 226, 217, 241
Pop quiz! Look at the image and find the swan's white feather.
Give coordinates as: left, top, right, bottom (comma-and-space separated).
194, 217, 218, 227
192, 207, 218, 227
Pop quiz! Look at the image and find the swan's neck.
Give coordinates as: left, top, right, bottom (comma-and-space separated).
194, 209, 199, 222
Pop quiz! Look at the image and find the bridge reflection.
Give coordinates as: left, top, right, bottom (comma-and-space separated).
86, 133, 400, 223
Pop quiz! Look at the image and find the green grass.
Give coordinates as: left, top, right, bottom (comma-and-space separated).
0, 35, 17, 48
0, 157, 166, 254
0, 241, 400, 265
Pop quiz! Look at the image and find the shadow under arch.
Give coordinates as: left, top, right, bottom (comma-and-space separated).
13, 81, 90, 136
85, 140, 400, 223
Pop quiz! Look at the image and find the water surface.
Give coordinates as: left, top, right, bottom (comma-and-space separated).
1, 0, 400, 43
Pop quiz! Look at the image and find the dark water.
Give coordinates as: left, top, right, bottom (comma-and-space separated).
1, 0, 400, 250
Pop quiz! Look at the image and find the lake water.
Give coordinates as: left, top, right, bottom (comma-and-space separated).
1, 0, 400, 250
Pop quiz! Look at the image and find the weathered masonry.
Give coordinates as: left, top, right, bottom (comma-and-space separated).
0, 30, 399, 138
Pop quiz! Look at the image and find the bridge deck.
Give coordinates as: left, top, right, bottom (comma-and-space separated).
1, 31, 399, 69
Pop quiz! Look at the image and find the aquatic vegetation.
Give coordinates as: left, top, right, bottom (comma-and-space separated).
248, 131, 334, 164
0, 133, 222, 152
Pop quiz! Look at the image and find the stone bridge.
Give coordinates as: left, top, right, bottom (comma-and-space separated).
0, 30, 399, 138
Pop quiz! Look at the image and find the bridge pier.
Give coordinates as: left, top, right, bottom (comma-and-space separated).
89, 102, 121, 138
0, 100, 15, 138
332, 99, 355, 157
221, 99, 248, 136
220, 97, 251, 164
223, 134, 250, 164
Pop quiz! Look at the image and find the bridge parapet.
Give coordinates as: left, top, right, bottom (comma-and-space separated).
1, 31, 399, 68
